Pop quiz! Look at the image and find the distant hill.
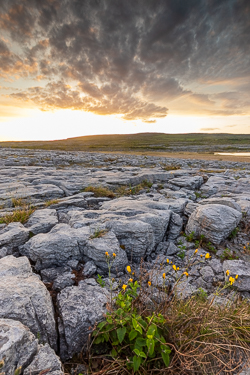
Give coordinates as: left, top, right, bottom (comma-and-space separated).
1, 133, 250, 152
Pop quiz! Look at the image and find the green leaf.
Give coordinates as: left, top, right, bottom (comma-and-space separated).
111, 348, 118, 357
135, 337, 146, 347
117, 327, 127, 344
133, 356, 141, 372
97, 321, 106, 330
134, 348, 140, 356
94, 336, 103, 344
129, 329, 138, 340
139, 351, 147, 359
161, 351, 170, 367
146, 338, 155, 356
147, 324, 156, 337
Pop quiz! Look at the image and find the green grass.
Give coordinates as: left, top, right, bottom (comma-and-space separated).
83, 186, 115, 198
0, 208, 35, 224
1, 133, 250, 152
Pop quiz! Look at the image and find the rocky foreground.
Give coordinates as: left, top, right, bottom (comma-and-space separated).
1, 148, 250, 374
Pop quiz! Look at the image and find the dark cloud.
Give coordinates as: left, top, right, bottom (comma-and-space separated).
0, 0, 250, 120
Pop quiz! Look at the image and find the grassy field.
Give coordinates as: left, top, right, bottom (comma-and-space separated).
1, 133, 250, 153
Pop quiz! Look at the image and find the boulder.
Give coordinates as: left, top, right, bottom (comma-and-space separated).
0, 256, 57, 350
57, 278, 110, 360
24, 344, 63, 375
186, 204, 242, 245
106, 219, 154, 262
19, 224, 90, 270
25, 208, 58, 234
84, 231, 128, 274
0, 318, 38, 375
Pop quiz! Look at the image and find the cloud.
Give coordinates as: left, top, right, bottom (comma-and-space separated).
0, 0, 250, 120
200, 127, 219, 131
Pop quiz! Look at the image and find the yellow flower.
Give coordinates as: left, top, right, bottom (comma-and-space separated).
113, 253, 116, 258
177, 267, 179, 270
132, 272, 135, 275
195, 249, 198, 253
122, 284, 127, 291
167, 259, 169, 263
148, 281, 151, 286
244, 246, 246, 249
127, 266, 131, 273
170, 261, 172, 264
128, 278, 133, 283
105, 251, 109, 257
226, 270, 230, 276
173, 265, 177, 271
205, 253, 211, 259
183, 271, 189, 277
235, 274, 238, 280
229, 276, 235, 285
162, 273, 166, 279
200, 254, 203, 258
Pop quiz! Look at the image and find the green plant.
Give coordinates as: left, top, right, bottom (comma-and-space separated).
229, 227, 239, 239
83, 186, 115, 198
206, 242, 217, 254
92, 280, 171, 372
0, 208, 35, 225
90, 228, 108, 239
185, 231, 195, 242
177, 247, 186, 260
196, 288, 208, 302
141, 179, 153, 189
96, 274, 105, 288
45, 199, 60, 207
220, 248, 239, 261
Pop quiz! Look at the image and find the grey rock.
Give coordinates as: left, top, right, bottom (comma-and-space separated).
83, 261, 97, 277
40, 266, 72, 283
184, 202, 199, 216
0, 318, 38, 375
106, 219, 154, 262
84, 231, 128, 274
25, 208, 58, 234
167, 212, 183, 240
133, 211, 171, 244
57, 278, 110, 360
200, 265, 215, 283
170, 175, 204, 190
20, 224, 90, 270
210, 259, 223, 274
0, 246, 7, 258
199, 197, 242, 212
186, 204, 242, 245
0, 222, 29, 253
223, 260, 250, 291
175, 278, 197, 298
166, 242, 179, 256
24, 344, 63, 375
52, 272, 75, 291
0, 256, 57, 350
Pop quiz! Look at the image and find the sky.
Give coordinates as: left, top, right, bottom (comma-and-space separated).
0, 0, 250, 141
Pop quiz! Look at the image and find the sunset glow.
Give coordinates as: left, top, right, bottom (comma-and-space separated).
0, 1, 249, 140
